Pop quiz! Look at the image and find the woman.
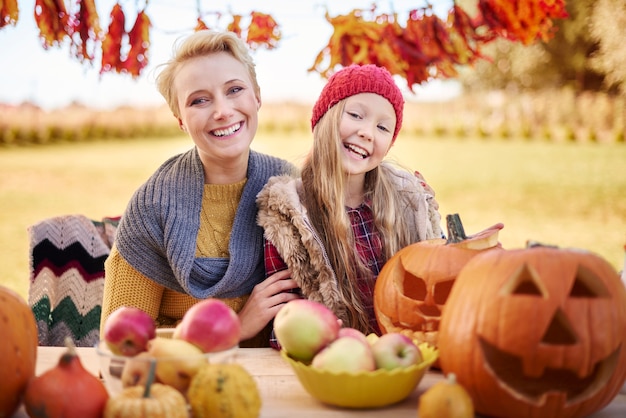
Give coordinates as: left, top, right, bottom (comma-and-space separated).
100, 30, 300, 347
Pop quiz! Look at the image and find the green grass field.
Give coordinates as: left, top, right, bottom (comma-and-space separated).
1, 133, 625, 300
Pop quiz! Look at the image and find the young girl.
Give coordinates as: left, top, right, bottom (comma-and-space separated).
257, 64, 443, 342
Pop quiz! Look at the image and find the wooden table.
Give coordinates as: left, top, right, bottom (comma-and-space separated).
13, 346, 626, 417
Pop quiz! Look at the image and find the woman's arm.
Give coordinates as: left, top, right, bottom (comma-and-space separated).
100, 245, 165, 334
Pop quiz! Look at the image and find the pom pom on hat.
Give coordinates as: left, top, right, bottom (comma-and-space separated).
311, 64, 404, 142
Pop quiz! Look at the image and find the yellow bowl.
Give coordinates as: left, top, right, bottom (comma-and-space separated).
281, 342, 438, 408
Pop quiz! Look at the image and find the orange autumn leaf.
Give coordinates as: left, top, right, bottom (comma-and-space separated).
476, 0, 568, 45
34, 0, 70, 48
195, 17, 209, 32
1, 0, 19, 27
227, 14, 243, 37
247, 11, 281, 49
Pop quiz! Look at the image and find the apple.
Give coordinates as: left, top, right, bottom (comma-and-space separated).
147, 337, 207, 393
103, 306, 156, 356
173, 299, 241, 353
274, 299, 340, 362
311, 336, 376, 373
338, 327, 369, 345
371, 333, 422, 370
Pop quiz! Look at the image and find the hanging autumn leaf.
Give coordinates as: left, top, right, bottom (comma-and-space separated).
122, 9, 151, 77
100, 2, 125, 74
34, 0, 70, 48
70, 0, 103, 63
247, 11, 281, 50
227, 14, 243, 37
476, 0, 568, 44
1, 0, 19, 28
195, 17, 209, 31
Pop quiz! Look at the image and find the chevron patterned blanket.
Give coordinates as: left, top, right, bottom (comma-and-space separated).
28, 214, 119, 347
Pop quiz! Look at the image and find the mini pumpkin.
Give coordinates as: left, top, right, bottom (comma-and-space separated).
104, 360, 188, 418
374, 214, 502, 349
438, 244, 626, 418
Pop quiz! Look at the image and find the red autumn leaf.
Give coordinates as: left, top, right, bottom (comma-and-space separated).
70, 0, 102, 62
122, 10, 151, 78
100, 2, 125, 74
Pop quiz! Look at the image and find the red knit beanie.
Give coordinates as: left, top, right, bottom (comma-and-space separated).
311, 64, 404, 142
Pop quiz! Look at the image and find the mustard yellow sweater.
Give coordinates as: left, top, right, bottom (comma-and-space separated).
100, 180, 270, 347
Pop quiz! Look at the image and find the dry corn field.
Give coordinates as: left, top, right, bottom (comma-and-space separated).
1, 90, 625, 300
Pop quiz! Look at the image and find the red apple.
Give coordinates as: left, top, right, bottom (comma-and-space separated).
311, 336, 376, 373
173, 299, 241, 353
103, 306, 156, 356
371, 333, 422, 370
274, 299, 340, 362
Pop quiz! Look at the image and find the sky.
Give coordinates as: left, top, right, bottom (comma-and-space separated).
0, 0, 461, 110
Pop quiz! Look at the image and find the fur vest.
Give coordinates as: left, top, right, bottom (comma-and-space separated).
256, 164, 443, 325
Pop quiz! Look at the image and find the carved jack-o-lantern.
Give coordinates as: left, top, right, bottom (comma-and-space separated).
439, 245, 626, 418
373, 215, 502, 349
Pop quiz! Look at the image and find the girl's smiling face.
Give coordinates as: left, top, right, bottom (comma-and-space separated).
175, 51, 261, 164
339, 92, 396, 177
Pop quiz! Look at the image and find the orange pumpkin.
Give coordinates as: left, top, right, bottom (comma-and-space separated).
374, 214, 502, 350
438, 245, 626, 418
0, 285, 38, 417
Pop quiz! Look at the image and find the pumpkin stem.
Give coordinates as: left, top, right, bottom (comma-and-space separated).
142, 359, 157, 398
446, 214, 467, 244
526, 240, 558, 249
63, 336, 77, 357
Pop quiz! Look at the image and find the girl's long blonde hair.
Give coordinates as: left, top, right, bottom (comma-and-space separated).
301, 101, 422, 333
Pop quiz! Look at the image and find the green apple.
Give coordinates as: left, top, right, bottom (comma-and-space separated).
311, 336, 376, 373
274, 299, 340, 362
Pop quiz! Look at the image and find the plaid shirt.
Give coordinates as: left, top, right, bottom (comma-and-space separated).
267, 201, 384, 349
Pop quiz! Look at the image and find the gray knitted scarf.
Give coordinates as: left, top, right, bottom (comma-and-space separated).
115, 147, 293, 299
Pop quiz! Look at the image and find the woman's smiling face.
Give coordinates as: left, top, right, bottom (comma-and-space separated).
175, 51, 261, 163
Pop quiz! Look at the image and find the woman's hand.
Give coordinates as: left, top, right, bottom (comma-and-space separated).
238, 269, 301, 341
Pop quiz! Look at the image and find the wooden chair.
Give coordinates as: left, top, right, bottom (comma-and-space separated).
28, 214, 119, 347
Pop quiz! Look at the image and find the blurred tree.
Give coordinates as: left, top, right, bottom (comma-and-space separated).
458, 0, 625, 95
589, 0, 626, 95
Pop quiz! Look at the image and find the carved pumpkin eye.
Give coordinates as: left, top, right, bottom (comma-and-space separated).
503, 263, 547, 297
433, 279, 455, 305
569, 265, 610, 298
403, 272, 427, 300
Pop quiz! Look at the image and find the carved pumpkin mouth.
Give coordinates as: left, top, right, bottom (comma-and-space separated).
479, 337, 620, 404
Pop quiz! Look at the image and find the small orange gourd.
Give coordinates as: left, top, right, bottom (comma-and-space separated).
24, 337, 109, 418
104, 360, 188, 418
418, 373, 474, 418
0, 285, 38, 418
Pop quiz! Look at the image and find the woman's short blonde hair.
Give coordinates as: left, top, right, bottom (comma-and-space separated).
156, 30, 260, 118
